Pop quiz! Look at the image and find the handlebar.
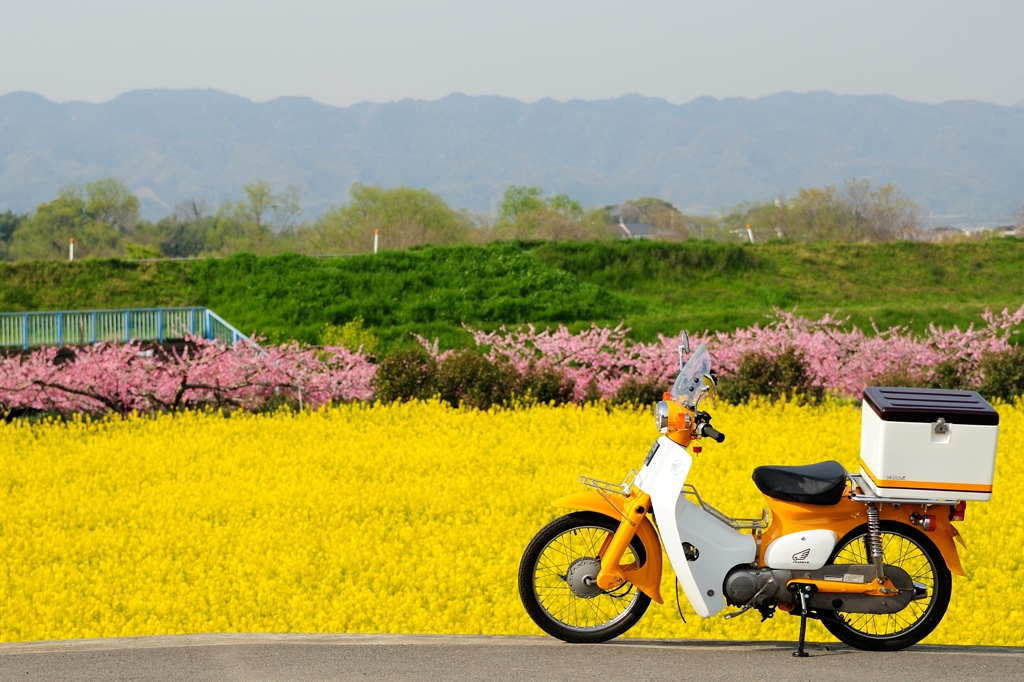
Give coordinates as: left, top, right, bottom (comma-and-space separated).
697, 423, 725, 443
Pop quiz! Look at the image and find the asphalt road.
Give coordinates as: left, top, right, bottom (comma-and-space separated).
1, 634, 1021, 682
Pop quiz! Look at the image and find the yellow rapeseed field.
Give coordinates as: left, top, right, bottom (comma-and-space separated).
1, 400, 1021, 645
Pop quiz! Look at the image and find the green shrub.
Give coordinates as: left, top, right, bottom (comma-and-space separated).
434, 351, 516, 410
979, 346, 1024, 402
611, 376, 665, 406
930, 359, 973, 391
373, 347, 578, 409
717, 347, 822, 403
517, 363, 576, 405
373, 347, 437, 403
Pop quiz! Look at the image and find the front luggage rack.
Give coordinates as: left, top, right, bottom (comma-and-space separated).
579, 469, 638, 497
579, 470, 640, 526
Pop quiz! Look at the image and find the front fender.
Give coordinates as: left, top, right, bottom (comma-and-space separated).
553, 491, 664, 604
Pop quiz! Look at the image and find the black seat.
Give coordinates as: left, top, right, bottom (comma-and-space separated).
752, 461, 848, 506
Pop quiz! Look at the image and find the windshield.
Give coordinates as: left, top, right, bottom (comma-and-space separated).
671, 342, 712, 407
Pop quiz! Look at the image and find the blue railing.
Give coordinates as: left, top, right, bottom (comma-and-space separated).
0, 307, 249, 349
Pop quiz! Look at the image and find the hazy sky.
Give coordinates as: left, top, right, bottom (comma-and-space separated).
1, 0, 1023, 107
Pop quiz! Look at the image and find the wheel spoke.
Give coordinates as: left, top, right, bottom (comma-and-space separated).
832, 528, 941, 640
529, 521, 643, 634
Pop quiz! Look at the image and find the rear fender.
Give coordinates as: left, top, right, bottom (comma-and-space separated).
553, 491, 664, 604
928, 519, 966, 577
762, 494, 966, 577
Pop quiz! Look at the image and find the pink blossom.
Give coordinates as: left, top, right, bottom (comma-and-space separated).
3, 305, 1021, 416
0, 336, 376, 416
454, 304, 1023, 401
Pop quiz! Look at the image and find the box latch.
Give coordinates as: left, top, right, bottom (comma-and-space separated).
933, 418, 949, 435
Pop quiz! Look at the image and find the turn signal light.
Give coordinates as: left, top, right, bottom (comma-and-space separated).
951, 501, 967, 522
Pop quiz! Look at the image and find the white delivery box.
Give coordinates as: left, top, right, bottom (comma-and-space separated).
860, 387, 999, 502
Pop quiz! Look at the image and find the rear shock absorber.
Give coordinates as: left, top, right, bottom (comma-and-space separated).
866, 503, 884, 583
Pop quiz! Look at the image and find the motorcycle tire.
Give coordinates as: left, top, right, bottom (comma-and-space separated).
518, 511, 651, 643
819, 520, 952, 651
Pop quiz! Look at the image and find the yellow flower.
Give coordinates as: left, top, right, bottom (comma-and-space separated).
0, 400, 1020, 645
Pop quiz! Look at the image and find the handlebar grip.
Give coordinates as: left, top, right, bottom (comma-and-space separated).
699, 424, 725, 443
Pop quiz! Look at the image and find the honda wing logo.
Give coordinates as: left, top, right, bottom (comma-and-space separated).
792, 548, 811, 564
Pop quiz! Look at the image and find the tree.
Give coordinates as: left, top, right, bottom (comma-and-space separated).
0, 210, 28, 260
305, 183, 472, 254
85, 178, 140, 233
225, 180, 304, 254
235, 180, 275, 233
493, 185, 608, 242
841, 179, 920, 240
498, 186, 546, 223
727, 179, 921, 243
173, 196, 210, 221
233, 180, 302, 233
272, 184, 303, 233
548, 194, 583, 220
0, 210, 25, 243
9, 179, 145, 260
10, 186, 92, 260
8, 176, 146, 259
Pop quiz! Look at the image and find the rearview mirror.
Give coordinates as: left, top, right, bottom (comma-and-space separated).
677, 331, 691, 371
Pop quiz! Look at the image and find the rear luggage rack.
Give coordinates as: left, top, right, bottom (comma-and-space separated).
848, 473, 957, 506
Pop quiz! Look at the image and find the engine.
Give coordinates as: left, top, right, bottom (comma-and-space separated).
724, 566, 780, 607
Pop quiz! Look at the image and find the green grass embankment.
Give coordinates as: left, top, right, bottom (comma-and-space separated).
2, 239, 1022, 349
533, 240, 1024, 339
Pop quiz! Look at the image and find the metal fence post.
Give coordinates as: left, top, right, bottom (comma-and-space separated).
124, 310, 131, 343
91, 311, 97, 344
56, 312, 63, 348
157, 309, 164, 343
22, 313, 28, 350
205, 309, 212, 340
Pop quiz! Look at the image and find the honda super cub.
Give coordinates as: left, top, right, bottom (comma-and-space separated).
518, 334, 998, 655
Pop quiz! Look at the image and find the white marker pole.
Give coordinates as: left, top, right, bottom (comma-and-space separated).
374, 228, 379, 254
69, 237, 74, 261
745, 223, 755, 245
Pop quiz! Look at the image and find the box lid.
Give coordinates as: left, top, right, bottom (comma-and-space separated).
863, 387, 999, 426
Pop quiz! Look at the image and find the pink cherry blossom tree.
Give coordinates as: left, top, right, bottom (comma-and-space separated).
0, 337, 375, 416
2, 304, 1021, 417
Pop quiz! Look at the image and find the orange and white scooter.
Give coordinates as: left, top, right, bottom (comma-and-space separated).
518, 334, 998, 655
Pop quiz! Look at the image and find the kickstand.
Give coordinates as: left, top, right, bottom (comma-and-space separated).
793, 589, 810, 658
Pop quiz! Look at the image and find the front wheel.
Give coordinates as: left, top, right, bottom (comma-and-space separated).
819, 521, 952, 651
518, 511, 651, 643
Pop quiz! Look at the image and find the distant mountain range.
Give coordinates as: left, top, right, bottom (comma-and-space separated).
1, 89, 1023, 224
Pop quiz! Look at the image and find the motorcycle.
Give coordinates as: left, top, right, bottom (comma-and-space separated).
518, 334, 990, 656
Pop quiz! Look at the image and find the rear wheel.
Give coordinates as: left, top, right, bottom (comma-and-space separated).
819, 521, 952, 651
518, 511, 651, 643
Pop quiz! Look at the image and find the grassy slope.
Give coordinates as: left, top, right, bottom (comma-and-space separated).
2, 239, 1022, 348
534, 239, 1024, 339
0, 246, 623, 348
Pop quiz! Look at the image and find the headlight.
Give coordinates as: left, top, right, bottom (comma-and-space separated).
655, 401, 669, 432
